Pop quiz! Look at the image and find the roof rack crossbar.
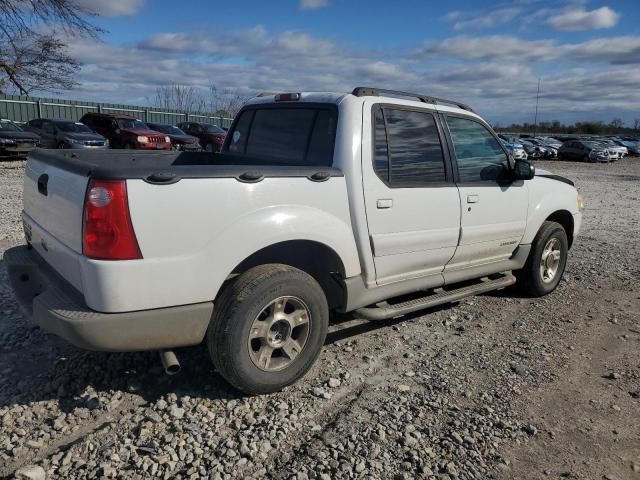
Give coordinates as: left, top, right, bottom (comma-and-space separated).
352, 87, 474, 112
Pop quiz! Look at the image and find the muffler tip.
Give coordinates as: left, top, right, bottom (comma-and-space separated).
159, 350, 181, 375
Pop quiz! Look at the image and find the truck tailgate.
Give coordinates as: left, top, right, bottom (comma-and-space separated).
22, 155, 89, 292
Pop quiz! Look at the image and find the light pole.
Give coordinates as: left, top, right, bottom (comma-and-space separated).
533, 78, 541, 137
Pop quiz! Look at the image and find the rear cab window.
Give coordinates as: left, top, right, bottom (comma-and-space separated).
224, 105, 337, 166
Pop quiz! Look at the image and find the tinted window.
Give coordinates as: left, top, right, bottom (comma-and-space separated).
226, 107, 337, 166
28, 119, 42, 128
446, 116, 508, 182
306, 110, 336, 166
227, 110, 253, 154
373, 109, 389, 182
375, 108, 447, 186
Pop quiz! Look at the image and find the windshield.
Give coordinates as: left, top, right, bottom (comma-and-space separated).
150, 124, 186, 135
0, 120, 23, 132
205, 124, 225, 134
56, 121, 92, 133
116, 118, 148, 130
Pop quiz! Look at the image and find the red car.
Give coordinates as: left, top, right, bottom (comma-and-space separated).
176, 122, 226, 152
80, 113, 171, 150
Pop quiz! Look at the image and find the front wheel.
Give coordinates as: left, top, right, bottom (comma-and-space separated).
207, 264, 329, 394
515, 221, 568, 297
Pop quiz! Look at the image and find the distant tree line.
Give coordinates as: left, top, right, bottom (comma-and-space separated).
494, 118, 640, 135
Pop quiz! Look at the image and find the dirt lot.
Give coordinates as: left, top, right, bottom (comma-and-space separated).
0, 158, 639, 480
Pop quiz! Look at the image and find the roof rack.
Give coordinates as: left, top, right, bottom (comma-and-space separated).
352, 87, 474, 112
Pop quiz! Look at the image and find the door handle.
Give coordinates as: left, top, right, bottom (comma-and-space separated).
466, 194, 479, 204
377, 199, 393, 209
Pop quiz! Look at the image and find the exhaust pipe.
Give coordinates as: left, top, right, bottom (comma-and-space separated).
159, 350, 181, 375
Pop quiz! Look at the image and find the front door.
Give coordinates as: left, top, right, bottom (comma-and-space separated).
442, 114, 528, 274
362, 103, 461, 286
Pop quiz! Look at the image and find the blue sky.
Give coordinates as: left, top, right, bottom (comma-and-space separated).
54, 0, 640, 125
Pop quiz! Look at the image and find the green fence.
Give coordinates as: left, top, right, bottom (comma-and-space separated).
0, 93, 234, 128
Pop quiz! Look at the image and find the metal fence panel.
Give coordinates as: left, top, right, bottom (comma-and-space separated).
0, 93, 234, 127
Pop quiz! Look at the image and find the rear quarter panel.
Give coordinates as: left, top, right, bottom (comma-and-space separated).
80, 176, 361, 312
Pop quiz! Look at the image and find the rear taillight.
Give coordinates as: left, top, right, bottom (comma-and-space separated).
83, 179, 142, 260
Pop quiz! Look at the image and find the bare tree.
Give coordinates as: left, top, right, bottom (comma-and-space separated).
207, 84, 248, 118
0, 0, 101, 94
634, 118, 640, 131
149, 83, 248, 119
151, 84, 207, 112
609, 117, 624, 130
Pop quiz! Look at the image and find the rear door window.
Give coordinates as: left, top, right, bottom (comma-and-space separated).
225, 106, 337, 166
373, 107, 447, 187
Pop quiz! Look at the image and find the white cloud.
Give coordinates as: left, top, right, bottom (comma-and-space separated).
49, 26, 640, 125
548, 6, 619, 31
74, 0, 145, 16
451, 7, 523, 31
299, 0, 329, 10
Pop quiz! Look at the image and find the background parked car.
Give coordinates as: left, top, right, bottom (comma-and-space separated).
24, 118, 108, 149
80, 113, 171, 150
558, 140, 610, 162
526, 137, 557, 159
499, 139, 528, 160
516, 139, 544, 159
0, 118, 40, 159
612, 138, 640, 156
176, 122, 226, 152
146, 123, 202, 151
592, 138, 626, 160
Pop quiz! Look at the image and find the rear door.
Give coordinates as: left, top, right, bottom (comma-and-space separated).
442, 114, 528, 274
362, 102, 461, 285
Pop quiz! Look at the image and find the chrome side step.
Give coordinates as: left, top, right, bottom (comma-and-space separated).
355, 273, 516, 321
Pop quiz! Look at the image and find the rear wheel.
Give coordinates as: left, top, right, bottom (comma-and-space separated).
207, 264, 329, 394
515, 221, 568, 297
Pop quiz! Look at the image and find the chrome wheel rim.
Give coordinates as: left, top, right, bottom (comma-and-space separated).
248, 296, 311, 372
540, 238, 562, 284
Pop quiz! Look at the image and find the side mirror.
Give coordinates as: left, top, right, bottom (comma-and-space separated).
514, 160, 535, 180
114, 129, 121, 134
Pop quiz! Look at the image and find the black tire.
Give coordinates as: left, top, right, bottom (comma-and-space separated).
515, 221, 568, 297
207, 264, 328, 394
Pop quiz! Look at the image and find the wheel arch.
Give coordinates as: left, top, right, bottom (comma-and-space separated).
545, 209, 574, 248
228, 240, 349, 310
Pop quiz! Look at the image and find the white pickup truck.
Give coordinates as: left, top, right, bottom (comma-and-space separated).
5, 87, 583, 394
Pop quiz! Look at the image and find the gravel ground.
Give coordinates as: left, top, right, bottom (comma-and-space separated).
0, 157, 639, 480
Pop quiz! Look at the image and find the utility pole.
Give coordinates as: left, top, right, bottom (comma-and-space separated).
533, 78, 541, 137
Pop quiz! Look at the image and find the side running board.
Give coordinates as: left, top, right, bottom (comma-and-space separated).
355, 273, 516, 321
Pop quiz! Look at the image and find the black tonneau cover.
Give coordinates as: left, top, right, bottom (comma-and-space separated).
28, 149, 343, 183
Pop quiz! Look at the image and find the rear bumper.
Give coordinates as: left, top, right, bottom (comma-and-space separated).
3, 245, 213, 352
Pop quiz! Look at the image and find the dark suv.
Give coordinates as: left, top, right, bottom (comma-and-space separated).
176, 122, 226, 152
80, 113, 171, 150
